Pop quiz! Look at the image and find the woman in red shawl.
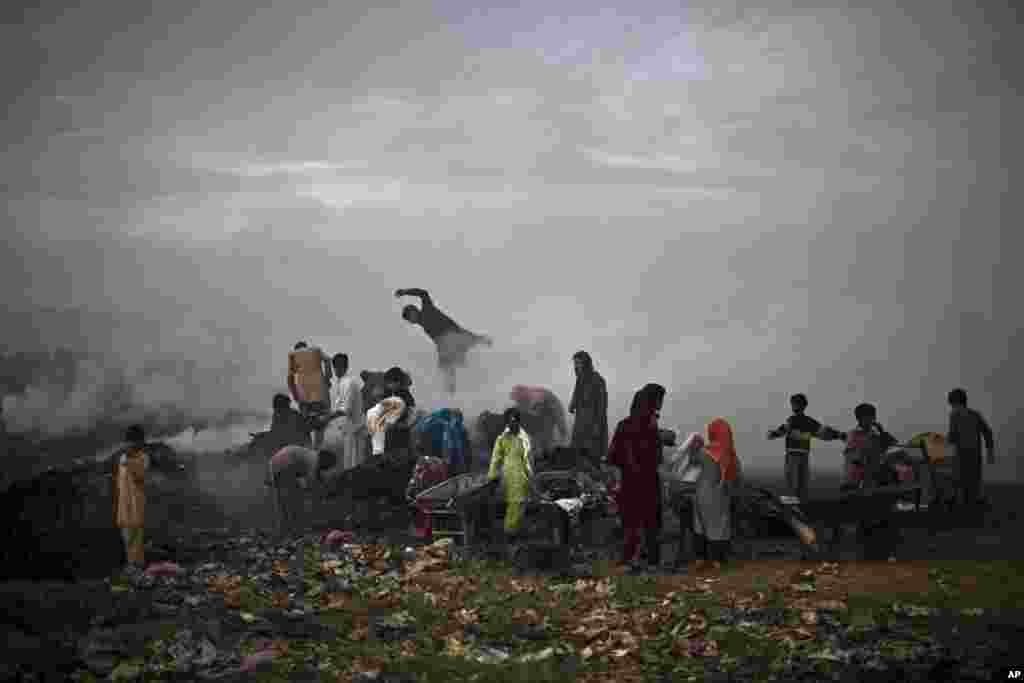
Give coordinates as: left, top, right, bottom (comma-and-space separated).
693, 417, 739, 570
608, 391, 662, 571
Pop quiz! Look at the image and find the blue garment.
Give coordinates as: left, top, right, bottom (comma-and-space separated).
414, 409, 467, 470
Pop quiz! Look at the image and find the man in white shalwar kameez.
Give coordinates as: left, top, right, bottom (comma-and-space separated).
324, 353, 367, 470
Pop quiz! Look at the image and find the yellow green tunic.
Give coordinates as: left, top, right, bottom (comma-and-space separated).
488, 428, 533, 533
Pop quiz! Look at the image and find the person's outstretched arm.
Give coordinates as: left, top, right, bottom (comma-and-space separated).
395, 288, 433, 306
287, 355, 299, 402
977, 410, 996, 463
817, 425, 844, 441
321, 350, 333, 382
551, 394, 570, 444
946, 411, 959, 447
595, 377, 609, 426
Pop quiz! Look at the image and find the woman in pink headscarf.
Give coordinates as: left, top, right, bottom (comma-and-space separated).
509, 385, 570, 456
692, 417, 740, 570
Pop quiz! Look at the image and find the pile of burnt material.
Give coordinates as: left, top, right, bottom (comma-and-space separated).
0, 441, 194, 582
1, 467, 123, 581
324, 447, 420, 522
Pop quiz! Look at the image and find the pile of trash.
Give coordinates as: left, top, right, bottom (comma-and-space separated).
3, 523, 1016, 682
28, 530, 451, 681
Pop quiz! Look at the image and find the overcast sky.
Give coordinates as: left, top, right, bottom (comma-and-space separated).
2, 0, 1020, 478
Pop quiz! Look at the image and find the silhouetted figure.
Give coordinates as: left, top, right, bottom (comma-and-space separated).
270, 393, 312, 449
766, 393, 837, 500
395, 288, 492, 394
568, 351, 609, 469
946, 388, 995, 509
838, 403, 898, 490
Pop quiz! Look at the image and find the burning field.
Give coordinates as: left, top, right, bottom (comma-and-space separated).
3, 350, 1022, 680
3, 417, 1024, 682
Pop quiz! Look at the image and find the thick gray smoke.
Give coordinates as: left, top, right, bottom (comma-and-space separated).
1, 348, 270, 444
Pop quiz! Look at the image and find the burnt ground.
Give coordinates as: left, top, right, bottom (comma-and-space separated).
2, 453, 1023, 681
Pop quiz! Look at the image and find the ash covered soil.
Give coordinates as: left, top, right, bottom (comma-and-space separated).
3, 447, 1023, 682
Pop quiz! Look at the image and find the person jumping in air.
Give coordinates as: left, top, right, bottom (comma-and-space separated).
395, 288, 492, 395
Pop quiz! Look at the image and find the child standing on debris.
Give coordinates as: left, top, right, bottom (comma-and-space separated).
113, 425, 149, 568
488, 408, 534, 542
766, 393, 839, 500
946, 388, 996, 509
839, 403, 898, 490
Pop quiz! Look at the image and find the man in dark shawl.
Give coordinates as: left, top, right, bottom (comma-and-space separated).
395, 288, 493, 395
608, 391, 662, 572
568, 351, 609, 470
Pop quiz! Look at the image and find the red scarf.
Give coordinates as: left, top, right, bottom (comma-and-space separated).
705, 417, 738, 483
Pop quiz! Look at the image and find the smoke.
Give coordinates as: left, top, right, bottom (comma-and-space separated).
163, 422, 268, 455
2, 356, 117, 436
1, 349, 272, 443
156, 420, 277, 527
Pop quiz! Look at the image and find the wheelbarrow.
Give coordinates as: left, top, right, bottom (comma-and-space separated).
412, 471, 583, 570
798, 481, 923, 559
659, 442, 822, 562
410, 472, 493, 545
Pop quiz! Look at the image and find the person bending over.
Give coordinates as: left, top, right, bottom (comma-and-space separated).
267, 445, 337, 535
